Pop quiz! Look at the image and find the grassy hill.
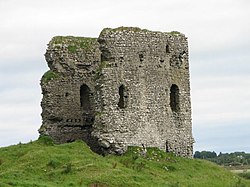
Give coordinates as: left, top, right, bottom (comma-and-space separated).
0, 136, 250, 187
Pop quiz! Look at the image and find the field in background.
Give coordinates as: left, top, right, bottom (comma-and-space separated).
226, 166, 250, 173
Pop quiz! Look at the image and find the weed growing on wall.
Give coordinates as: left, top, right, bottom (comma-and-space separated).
41, 70, 59, 83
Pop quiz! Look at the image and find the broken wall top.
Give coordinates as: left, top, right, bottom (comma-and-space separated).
44, 27, 188, 77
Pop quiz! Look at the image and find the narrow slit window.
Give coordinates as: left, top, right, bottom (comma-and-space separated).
80, 84, 94, 126
118, 85, 127, 109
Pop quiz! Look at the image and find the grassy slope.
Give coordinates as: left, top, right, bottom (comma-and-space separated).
0, 137, 249, 187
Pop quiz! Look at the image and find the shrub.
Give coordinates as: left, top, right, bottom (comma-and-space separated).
41, 70, 59, 83
239, 172, 250, 180
38, 135, 54, 146
62, 163, 72, 174
164, 165, 177, 172
47, 159, 61, 169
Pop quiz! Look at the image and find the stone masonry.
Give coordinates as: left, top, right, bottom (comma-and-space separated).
39, 27, 194, 157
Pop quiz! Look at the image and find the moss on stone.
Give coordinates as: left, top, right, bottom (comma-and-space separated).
168, 31, 182, 35
95, 111, 103, 116
67, 45, 77, 53
100, 26, 149, 35
94, 61, 109, 80
51, 36, 64, 44
112, 26, 144, 32
41, 70, 59, 83
50, 36, 97, 53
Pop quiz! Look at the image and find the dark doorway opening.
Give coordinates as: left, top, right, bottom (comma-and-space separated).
80, 84, 94, 126
80, 84, 91, 111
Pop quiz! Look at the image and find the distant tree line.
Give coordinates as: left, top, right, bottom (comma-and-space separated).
194, 151, 250, 166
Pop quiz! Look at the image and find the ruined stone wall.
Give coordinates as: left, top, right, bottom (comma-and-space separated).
40, 36, 101, 149
39, 27, 194, 157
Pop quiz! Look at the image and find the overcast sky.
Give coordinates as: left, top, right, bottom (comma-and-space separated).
0, 0, 250, 153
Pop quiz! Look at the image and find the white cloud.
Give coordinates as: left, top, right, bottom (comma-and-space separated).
0, 102, 41, 147
192, 75, 250, 122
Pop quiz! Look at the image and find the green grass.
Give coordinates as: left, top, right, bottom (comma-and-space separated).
50, 36, 97, 53
0, 137, 250, 187
41, 70, 59, 83
100, 27, 150, 36
168, 31, 182, 36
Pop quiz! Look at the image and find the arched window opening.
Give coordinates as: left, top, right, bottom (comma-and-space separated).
118, 85, 127, 109
80, 84, 91, 111
170, 84, 180, 112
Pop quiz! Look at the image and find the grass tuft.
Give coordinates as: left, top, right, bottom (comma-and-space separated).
50, 36, 97, 53
168, 31, 182, 35
38, 135, 54, 146
62, 163, 72, 174
47, 159, 61, 169
67, 45, 77, 53
41, 70, 59, 83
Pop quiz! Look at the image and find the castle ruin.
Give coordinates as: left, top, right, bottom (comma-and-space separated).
39, 27, 194, 157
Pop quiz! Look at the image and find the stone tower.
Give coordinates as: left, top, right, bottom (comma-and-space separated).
39, 27, 194, 157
